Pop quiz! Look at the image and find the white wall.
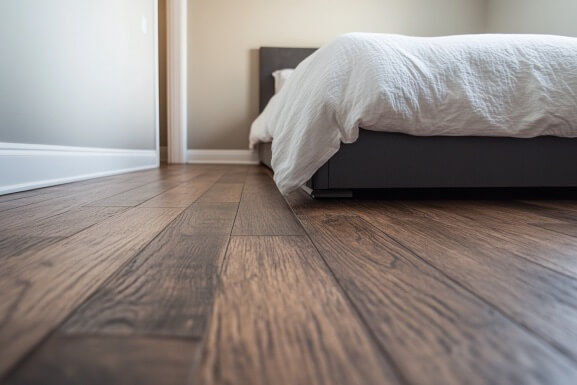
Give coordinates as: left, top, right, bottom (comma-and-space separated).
487, 0, 577, 37
0, 0, 157, 150
188, 0, 487, 150
0, 0, 159, 194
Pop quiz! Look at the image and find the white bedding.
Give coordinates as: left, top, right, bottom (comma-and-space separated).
249, 33, 577, 194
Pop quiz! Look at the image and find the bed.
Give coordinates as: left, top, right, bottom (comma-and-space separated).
254, 34, 577, 198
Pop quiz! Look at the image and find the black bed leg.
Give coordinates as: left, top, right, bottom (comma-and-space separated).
301, 185, 353, 199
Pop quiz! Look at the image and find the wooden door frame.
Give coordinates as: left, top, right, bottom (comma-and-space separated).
166, 0, 188, 163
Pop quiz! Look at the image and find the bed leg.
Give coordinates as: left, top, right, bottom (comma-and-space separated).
300, 185, 353, 199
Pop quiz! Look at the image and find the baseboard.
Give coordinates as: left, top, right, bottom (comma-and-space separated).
0, 143, 159, 195
187, 149, 258, 165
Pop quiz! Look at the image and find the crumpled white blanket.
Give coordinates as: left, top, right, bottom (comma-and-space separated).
249, 33, 577, 194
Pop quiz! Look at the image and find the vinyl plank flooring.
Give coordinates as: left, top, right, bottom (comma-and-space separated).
232, 174, 304, 235
193, 236, 401, 385
0, 236, 68, 260
534, 223, 577, 238
3, 207, 127, 237
0, 191, 63, 212
216, 168, 249, 183
428, 200, 569, 225
0, 182, 148, 230
350, 204, 577, 362
0, 207, 182, 378
197, 183, 244, 203
0, 189, 47, 204
0, 207, 127, 257
402, 201, 577, 279
5, 336, 198, 385
139, 182, 215, 207
301, 214, 577, 385
62, 203, 237, 337
523, 200, 577, 214
86, 181, 181, 207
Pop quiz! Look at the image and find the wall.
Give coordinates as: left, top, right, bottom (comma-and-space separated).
0, 0, 157, 149
487, 0, 577, 37
187, 0, 487, 150
0, 0, 159, 194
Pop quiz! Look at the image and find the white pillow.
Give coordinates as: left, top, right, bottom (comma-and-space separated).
272, 69, 295, 93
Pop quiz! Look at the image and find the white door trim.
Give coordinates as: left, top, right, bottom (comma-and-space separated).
166, 0, 188, 163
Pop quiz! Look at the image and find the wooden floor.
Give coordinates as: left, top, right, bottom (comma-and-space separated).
2, 164, 577, 385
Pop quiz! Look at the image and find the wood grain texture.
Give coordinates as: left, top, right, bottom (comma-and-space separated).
402, 201, 577, 279
0, 191, 62, 212
533, 223, 577, 238
424, 200, 568, 225
61, 203, 237, 337
193, 236, 401, 385
216, 167, 249, 183
301, 214, 577, 385
197, 183, 244, 203
139, 182, 215, 207
0, 207, 182, 378
232, 173, 304, 235
0, 189, 48, 204
0, 207, 126, 257
0, 182, 146, 230
86, 181, 180, 207
5, 336, 198, 385
350, 203, 577, 362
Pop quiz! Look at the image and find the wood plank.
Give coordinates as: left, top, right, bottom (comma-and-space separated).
0, 236, 67, 259
0, 182, 148, 230
5, 336, 198, 385
86, 181, 181, 207
61, 203, 237, 337
139, 182, 214, 207
301, 214, 577, 385
193, 236, 401, 385
0, 191, 62, 212
0, 207, 182, 378
0, 207, 127, 257
534, 223, 577, 238
349, 203, 577, 362
4, 207, 127, 237
402, 201, 577, 279
197, 183, 244, 203
0, 189, 48, 204
518, 200, 577, 223
217, 167, 248, 183
232, 173, 304, 235
427, 200, 568, 225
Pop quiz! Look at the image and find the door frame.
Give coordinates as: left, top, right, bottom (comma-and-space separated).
166, 0, 188, 163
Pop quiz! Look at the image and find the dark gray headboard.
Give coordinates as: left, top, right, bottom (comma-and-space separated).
259, 47, 317, 112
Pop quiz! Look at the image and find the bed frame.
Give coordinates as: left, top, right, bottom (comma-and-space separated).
258, 47, 577, 198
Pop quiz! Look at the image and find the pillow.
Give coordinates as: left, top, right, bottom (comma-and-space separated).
272, 69, 295, 93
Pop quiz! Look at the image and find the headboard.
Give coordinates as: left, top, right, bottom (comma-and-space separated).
258, 47, 317, 112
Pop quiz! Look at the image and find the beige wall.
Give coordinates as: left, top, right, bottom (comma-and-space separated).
0, 0, 158, 150
487, 0, 577, 37
187, 0, 487, 150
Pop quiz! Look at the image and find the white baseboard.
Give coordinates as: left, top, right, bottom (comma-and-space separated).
0, 143, 159, 195
187, 149, 258, 165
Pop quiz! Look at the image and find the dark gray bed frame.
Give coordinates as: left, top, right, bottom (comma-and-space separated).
258, 47, 577, 198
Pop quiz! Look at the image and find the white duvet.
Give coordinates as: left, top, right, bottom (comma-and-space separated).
249, 33, 577, 194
